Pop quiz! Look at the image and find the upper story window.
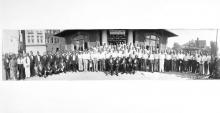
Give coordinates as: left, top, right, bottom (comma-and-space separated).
27, 30, 34, 34
27, 36, 31, 43
37, 36, 40, 43
40, 36, 43, 43
31, 36, 34, 43
51, 37, 53, 43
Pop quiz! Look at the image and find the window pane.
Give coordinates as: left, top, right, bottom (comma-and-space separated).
51, 37, 53, 43
28, 37, 30, 43
146, 35, 150, 39
151, 35, 156, 40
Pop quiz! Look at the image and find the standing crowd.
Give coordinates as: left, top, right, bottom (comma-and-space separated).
3, 43, 217, 80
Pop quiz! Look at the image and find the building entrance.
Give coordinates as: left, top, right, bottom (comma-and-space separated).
108, 30, 127, 45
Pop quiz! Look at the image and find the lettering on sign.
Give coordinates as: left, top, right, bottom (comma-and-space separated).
109, 30, 126, 35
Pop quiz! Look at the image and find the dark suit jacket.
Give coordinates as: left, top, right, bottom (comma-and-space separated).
34, 55, 42, 65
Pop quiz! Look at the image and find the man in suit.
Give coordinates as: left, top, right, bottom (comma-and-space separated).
34, 51, 42, 76
35, 51, 41, 66
29, 51, 35, 77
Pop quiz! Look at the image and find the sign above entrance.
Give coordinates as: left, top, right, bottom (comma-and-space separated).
109, 30, 126, 35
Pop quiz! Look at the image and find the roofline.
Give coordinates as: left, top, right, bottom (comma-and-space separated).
55, 29, 178, 37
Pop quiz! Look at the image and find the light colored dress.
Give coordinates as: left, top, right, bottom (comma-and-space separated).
23, 56, 31, 78
9, 59, 17, 80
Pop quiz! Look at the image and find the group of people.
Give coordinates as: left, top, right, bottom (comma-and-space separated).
3, 43, 217, 80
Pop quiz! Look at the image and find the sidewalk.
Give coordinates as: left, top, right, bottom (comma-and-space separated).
24, 71, 208, 80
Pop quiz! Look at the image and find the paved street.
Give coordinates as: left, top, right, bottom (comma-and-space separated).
24, 71, 208, 80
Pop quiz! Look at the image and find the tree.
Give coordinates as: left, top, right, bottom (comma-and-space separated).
210, 41, 217, 56
172, 42, 182, 50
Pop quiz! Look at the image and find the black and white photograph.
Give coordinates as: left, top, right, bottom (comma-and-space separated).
2, 29, 220, 80
1, 0, 220, 113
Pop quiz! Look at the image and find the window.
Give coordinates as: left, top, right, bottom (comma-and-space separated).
37, 36, 39, 43
145, 34, 160, 51
45, 37, 48, 43
47, 37, 50, 43
55, 38, 58, 43
27, 36, 30, 43
40, 36, 43, 43
151, 35, 156, 40
51, 37, 53, 43
31, 36, 34, 43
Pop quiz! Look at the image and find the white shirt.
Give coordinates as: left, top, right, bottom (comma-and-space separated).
149, 54, 154, 60
159, 54, 165, 61
144, 54, 149, 59
196, 56, 200, 63
166, 54, 171, 60
178, 54, 184, 60
72, 55, 76, 60
23, 57, 30, 67
207, 56, 211, 62
17, 58, 23, 64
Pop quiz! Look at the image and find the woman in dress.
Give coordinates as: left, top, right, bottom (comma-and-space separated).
9, 54, 17, 80
23, 53, 31, 78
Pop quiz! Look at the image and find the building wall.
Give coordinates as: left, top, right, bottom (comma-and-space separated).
2, 30, 19, 54
24, 30, 46, 55
64, 30, 101, 51
45, 31, 65, 54
61, 30, 170, 51
46, 36, 65, 53
87, 30, 101, 47
25, 30, 46, 46
134, 30, 168, 51
159, 36, 168, 50
26, 45, 46, 55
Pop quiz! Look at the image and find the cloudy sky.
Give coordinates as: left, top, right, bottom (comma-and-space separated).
167, 29, 218, 48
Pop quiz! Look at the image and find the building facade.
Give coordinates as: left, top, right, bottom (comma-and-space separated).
24, 30, 47, 55
195, 38, 206, 49
56, 29, 177, 51
2, 30, 21, 54
45, 30, 65, 54
23, 30, 64, 55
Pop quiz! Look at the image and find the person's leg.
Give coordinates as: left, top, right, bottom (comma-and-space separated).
154, 60, 157, 72
162, 61, 164, 72
84, 60, 86, 71
151, 60, 154, 73
85, 60, 88, 71
209, 62, 212, 75
205, 62, 208, 75
157, 59, 159, 72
